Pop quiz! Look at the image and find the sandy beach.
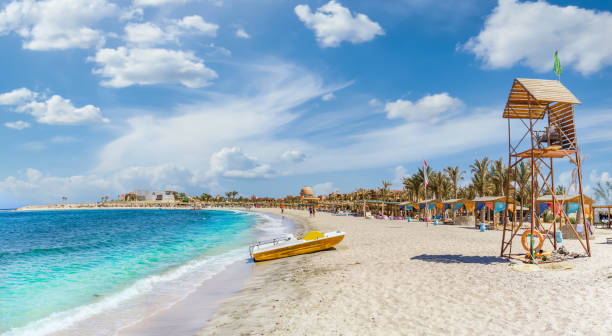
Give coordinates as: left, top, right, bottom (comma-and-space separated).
200, 208, 612, 336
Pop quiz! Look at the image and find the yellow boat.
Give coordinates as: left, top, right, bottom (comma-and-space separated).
249, 230, 345, 262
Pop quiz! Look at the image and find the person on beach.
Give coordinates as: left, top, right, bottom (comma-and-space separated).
309, 207, 313, 217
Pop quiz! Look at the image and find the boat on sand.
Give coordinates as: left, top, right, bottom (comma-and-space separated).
249, 231, 345, 262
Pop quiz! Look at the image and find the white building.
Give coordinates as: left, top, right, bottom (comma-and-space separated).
134, 190, 175, 201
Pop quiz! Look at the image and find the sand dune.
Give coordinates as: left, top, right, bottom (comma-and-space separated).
200, 209, 612, 335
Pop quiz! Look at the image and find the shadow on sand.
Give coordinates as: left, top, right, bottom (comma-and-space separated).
411, 254, 506, 265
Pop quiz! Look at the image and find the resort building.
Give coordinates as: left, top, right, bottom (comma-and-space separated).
133, 190, 175, 202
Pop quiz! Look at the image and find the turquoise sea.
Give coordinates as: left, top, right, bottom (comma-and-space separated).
0, 209, 288, 335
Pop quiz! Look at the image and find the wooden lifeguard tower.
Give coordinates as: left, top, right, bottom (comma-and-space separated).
500, 78, 591, 260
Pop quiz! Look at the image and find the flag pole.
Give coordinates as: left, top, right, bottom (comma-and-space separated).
424, 160, 429, 227
425, 184, 428, 228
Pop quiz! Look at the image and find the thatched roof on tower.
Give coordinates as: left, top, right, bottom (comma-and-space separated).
503, 78, 580, 119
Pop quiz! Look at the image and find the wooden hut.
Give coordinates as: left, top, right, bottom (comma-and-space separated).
415, 199, 442, 220
593, 205, 612, 228
536, 194, 596, 239
355, 200, 402, 217
399, 202, 419, 219
473, 196, 517, 229
536, 194, 595, 218
442, 198, 475, 225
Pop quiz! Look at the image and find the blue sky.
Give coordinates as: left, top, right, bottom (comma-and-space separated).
1, 0, 611, 207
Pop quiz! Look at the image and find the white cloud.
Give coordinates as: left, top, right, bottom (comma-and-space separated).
112, 164, 195, 191
206, 43, 231, 57
25, 168, 42, 181
368, 98, 381, 107
559, 170, 573, 190
120, 7, 143, 21
295, 0, 384, 47
321, 92, 334, 101
0, 0, 118, 50
133, 0, 191, 6
281, 149, 306, 163
235, 27, 250, 39
90, 47, 218, 88
588, 170, 612, 202
464, 0, 612, 74
175, 15, 218, 36
124, 16, 218, 47
384, 93, 464, 122
312, 182, 335, 196
4, 120, 30, 130
0, 88, 36, 105
0, 88, 108, 125
393, 165, 408, 189
208, 147, 274, 179
21, 96, 108, 125
124, 22, 171, 46
590, 170, 612, 185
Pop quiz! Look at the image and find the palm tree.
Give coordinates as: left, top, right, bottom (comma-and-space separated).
428, 172, 449, 200
470, 157, 491, 197
402, 176, 418, 202
490, 159, 507, 196
404, 174, 426, 201
514, 162, 530, 224
356, 188, 366, 200
380, 180, 391, 201
458, 184, 476, 200
444, 166, 465, 199
593, 181, 612, 203
555, 185, 567, 195
439, 177, 453, 200
470, 157, 492, 222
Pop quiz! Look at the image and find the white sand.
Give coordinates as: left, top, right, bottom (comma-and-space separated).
200, 209, 612, 335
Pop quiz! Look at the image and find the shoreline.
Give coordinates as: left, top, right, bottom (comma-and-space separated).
198, 208, 314, 335
118, 259, 254, 336
114, 209, 305, 336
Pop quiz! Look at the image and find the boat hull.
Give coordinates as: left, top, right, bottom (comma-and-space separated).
252, 235, 344, 261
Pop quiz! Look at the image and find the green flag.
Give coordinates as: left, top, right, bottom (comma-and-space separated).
554, 51, 562, 77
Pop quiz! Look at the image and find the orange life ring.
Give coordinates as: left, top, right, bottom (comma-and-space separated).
521, 230, 544, 252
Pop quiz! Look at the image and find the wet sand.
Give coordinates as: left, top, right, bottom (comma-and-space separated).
119, 260, 253, 336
